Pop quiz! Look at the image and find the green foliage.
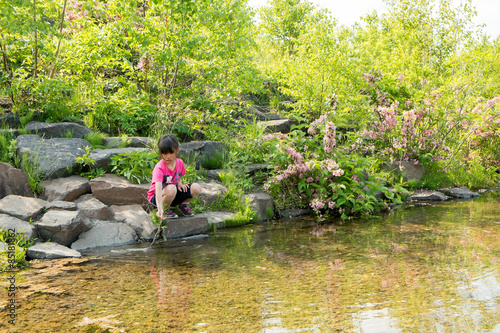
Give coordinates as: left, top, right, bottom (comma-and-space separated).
0, 132, 19, 166
110, 150, 157, 184
202, 151, 226, 170
84, 132, 107, 149
0, 229, 36, 271
21, 152, 44, 195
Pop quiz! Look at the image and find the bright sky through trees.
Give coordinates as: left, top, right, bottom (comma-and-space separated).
247, 0, 500, 38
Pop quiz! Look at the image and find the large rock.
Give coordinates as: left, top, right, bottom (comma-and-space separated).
0, 214, 38, 240
196, 211, 237, 230
25, 121, 93, 139
17, 135, 90, 179
0, 195, 46, 221
45, 201, 77, 211
110, 205, 156, 240
103, 137, 154, 149
27, 242, 81, 259
408, 191, 448, 201
198, 181, 228, 206
71, 222, 137, 250
90, 174, 150, 206
258, 119, 296, 134
75, 194, 111, 220
246, 106, 282, 121
243, 192, 274, 221
381, 161, 424, 181
34, 210, 90, 246
439, 187, 480, 199
180, 141, 226, 169
89, 148, 153, 170
162, 216, 209, 239
0, 162, 34, 199
43, 175, 90, 201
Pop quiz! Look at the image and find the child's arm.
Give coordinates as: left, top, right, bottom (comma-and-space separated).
155, 181, 165, 219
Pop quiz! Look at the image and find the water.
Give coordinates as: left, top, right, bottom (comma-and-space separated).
1, 193, 500, 332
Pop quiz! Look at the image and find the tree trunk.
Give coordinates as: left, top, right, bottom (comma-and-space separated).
49, 0, 68, 79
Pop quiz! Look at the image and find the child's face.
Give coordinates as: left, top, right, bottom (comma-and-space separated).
161, 148, 180, 164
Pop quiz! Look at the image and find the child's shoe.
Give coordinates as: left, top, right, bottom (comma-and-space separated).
165, 209, 178, 219
178, 203, 194, 216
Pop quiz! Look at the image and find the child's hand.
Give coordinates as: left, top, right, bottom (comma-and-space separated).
156, 208, 166, 220
177, 183, 189, 192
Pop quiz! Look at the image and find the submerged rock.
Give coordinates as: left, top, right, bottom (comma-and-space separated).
408, 191, 448, 201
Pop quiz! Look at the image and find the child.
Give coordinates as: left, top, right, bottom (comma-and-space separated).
147, 134, 201, 219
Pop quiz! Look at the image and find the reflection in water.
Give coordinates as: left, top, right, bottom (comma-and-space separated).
1, 193, 499, 332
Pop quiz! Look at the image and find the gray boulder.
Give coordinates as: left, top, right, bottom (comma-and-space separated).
25, 121, 93, 139
110, 205, 156, 240
408, 191, 448, 201
0, 162, 34, 199
45, 201, 77, 211
180, 141, 226, 169
381, 161, 424, 181
0, 195, 46, 221
27, 242, 81, 259
196, 211, 237, 230
162, 216, 209, 239
90, 174, 150, 206
88, 147, 153, 170
206, 169, 224, 181
0, 214, 38, 240
258, 119, 296, 134
0, 128, 20, 137
198, 181, 228, 206
17, 135, 90, 179
43, 175, 91, 201
439, 187, 480, 199
0, 111, 19, 127
75, 194, 111, 220
243, 192, 274, 221
34, 210, 90, 246
103, 137, 154, 149
246, 106, 282, 121
71, 222, 137, 250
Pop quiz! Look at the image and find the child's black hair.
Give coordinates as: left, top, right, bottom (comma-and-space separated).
158, 134, 180, 155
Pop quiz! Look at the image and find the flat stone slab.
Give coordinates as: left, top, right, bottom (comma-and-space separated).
17, 135, 90, 179
408, 191, 448, 201
90, 174, 150, 206
439, 187, 480, 199
196, 211, 237, 230
43, 175, 91, 201
25, 121, 93, 139
0, 195, 46, 221
110, 204, 156, 240
89, 148, 153, 170
27, 242, 82, 259
0, 214, 38, 240
45, 201, 77, 211
71, 222, 137, 250
34, 210, 90, 246
162, 216, 209, 239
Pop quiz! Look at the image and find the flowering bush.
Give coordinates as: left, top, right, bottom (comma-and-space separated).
263, 109, 403, 219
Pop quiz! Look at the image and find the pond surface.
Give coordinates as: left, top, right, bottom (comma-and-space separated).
1, 193, 500, 332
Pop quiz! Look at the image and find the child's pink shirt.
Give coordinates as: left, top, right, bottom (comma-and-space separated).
147, 158, 187, 201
